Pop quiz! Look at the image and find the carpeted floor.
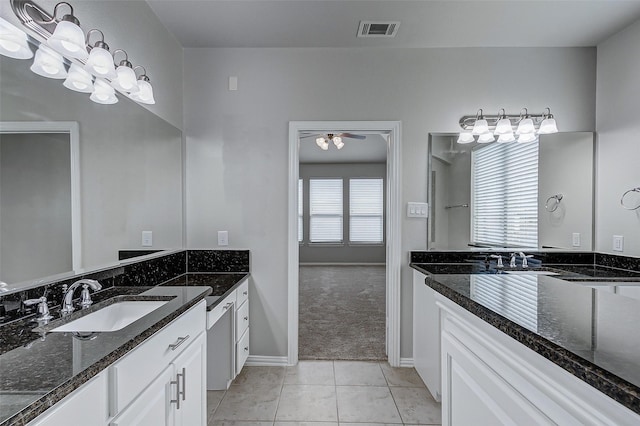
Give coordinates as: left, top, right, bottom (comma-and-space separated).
298, 265, 386, 361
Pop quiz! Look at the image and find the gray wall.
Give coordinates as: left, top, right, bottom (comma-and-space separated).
538, 132, 594, 250
596, 19, 640, 256
299, 163, 386, 264
183, 46, 597, 359
0, 134, 71, 283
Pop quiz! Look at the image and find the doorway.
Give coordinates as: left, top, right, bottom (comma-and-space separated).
287, 121, 402, 366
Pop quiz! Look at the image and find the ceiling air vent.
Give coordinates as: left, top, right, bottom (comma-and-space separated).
357, 21, 400, 38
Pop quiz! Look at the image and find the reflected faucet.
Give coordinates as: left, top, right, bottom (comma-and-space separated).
61, 279, 102, 314
518, 252, 534, 268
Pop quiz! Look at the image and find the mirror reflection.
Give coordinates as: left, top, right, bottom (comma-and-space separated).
428, 132, 594, 250
0, 35, 183, 291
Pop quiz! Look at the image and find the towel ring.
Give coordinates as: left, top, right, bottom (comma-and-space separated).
621, 187, 640, 210
545, 194, 563, 212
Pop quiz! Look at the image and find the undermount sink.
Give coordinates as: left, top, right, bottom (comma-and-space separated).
504, 270, 559, 276
51, 300, 168, 333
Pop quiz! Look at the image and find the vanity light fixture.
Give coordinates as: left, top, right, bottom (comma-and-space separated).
128, 66, 155, 104
30, 44, 67, 78
90, 78, 118, 104
111, 49, 139, 93
0, 17, 33, 59
63, 62, 93, 92
84, 29, 116, 79
457, 107, 558, 144
46, 2, 87, 60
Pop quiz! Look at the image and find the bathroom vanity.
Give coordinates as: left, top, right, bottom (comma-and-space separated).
411, 251, 640, 425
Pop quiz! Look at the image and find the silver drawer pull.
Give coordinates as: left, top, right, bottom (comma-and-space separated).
244, 346, 249, 351
223, 302, 233, 310
170, 375, 181, 409
180, 367, 186, 401
168, 335, 190, 351
243, 291, 248, 295
244, 316, 248, 321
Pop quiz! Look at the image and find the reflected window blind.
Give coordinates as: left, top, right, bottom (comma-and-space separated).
310, 179, 343, 243
472, 142, 539, 247
349, 178, 384, 243
298, 178, 303, 242
470, 275, 538, 332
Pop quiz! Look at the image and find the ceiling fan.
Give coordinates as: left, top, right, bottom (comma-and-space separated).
301, 132, 366, 150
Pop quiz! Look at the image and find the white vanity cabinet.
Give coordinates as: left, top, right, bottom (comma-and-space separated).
206, 277, 250, 389
412, 270, 441, 401
27, 373, 108, 426
436, 294, 640, 426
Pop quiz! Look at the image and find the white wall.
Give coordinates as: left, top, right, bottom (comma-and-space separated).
183, 47, 596, 358
596, 20, 640, 256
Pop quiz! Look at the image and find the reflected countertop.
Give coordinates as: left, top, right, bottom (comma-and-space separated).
411, 262, 640, 415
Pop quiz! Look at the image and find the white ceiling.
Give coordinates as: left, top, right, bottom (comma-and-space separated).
299, 133, 388, 163
147, 0, 640, 48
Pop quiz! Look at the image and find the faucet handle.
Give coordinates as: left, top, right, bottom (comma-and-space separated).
490, 255, 504, 268
24, 296, 53, 321
80, 284, 93, 308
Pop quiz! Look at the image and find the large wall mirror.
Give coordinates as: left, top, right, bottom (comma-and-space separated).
428, 132, 595, 250
0, 33, 183, 292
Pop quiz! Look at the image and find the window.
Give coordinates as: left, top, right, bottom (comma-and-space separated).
472, 142, 539, 247
309, 179, 343, 243
349, 178, 384, 243
298, 178, 303, 243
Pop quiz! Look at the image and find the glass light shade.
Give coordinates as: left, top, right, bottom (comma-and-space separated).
112, 65, 139, 93
335, 141, 345, 149
47, 20, 88, 60
494, 118, 513, 135
90, 79, 118, 104
85, 47, 116, 79
316, 137, 325, 147
30, 45, 67, 79
538, 117, 558, 134
320, 141, 329, 151
471, 119, 489, 135
457, 132, 475, 144
128, 79, 155, 104
497, 133, 516, 143
477, 133, 495, 143
517, 133, 538, 143
516, 117, 535, 134
63, 63, 94, 93
333, 136, 342, 146
0, 19, 33, 59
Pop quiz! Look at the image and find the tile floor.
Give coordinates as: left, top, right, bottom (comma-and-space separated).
207, 361, 441, 425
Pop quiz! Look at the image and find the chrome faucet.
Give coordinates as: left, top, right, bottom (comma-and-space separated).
61, 279, 102, 314
490, 254, 504, 268
510, 253, 517, 268
518, 252, 534, 268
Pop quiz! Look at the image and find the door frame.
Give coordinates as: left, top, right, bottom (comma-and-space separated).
287, 120, 402, 366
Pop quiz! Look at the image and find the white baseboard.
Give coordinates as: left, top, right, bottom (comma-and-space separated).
399, 357, 414, 367
299, 262, 386, 266
245, 355, 290, 367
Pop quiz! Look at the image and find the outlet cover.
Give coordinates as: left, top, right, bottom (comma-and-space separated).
572, 233, 581, 247
218, 231, 229, 246
141, 231, 152, 247
613, 235, 624, 252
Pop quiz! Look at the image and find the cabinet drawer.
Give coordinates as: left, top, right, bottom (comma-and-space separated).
235, 299, 249, 340
207, 292, 235, 330
236, 328, 250, 376
236, 279, 249, 309
110, 301, 206, 415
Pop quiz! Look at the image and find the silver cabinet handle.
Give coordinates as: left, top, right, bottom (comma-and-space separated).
244, 316, 248, 321
168, 335, 190, 351
244, 346, 249, 351
170, 374, 181, 409
243, 291, 248, 295
223, 302, 233, 310
180, 367, 186, 402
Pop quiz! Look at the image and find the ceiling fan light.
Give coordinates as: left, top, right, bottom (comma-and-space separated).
30, 45, 67, 79
48, 19, 88, 60
333, 136, 342, 146
471, 119, 489, 135
494, 118, 513, 135
320, 141, 329, 151
477, 133, 495, 144
517, 133, 537, 143
497, 133, 516, 143
538, 117, 558, 134
90, 79, 118, 104
457, 132, 475, 144
516, 117, 535, 135
0, 18, 33, 59
316, 137, 325, 147
335, 141, 345, 149
63, 63, 94, 93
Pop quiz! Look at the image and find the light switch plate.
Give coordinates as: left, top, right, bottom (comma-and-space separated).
229, 76, 238, 91
141, 231, 152, 247
572, 233, 581, 247
218, 231, 229, 246
407, 202, 428, 218
613, 235, 624, 252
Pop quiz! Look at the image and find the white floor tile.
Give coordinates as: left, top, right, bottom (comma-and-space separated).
390, 387, 442, 425
275, 385, 338, 422
334, 361, 387, 386
336, 386, 402, 424
284, 361, 335, 385
379, 363, 426, 388
212, 383, 281, 421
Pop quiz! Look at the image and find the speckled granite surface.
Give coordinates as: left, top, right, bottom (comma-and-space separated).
0, 286, 211, 426
187, 250, 250, 272
161, 273, 249, 311
411, 262, 640, 415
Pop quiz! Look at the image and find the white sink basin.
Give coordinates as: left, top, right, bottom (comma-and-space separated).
505, 270, 559, 276
52, 300, 168, 333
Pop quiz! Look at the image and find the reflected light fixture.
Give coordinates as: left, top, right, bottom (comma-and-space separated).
30, 44, 67, 78
46, 2, 87, 60
471, 109, 489, 135
84, 29, 116, 79
128, 66, 155, 104
90, 78, 118, 104
457, 132, 475, 144
517, 133, 538, 143
497, 133, 516, 143
0, 17, 33, 59
494, 108, 513, 135
111, 49, 139, 93
538, 107, 559, 134
63, 62, 93, 92
516, 108, 535, 135
477, 133, 495, 144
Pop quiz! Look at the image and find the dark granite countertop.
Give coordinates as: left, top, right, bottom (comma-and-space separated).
161, 272, 249, 310
410, 263, 640, 415
0, 285, 212, 426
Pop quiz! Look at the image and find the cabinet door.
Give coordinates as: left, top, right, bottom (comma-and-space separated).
109, 366, 175, 426
413, 270, 441, 401
28, 373, 107, 426
173, 333, 207, 426
236, 327, 250, 376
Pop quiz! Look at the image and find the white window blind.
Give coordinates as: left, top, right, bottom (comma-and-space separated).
309, 179, 343, 243
298, 178, 303, 242
349, 178, 384, 243
472, 142, 539, 247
